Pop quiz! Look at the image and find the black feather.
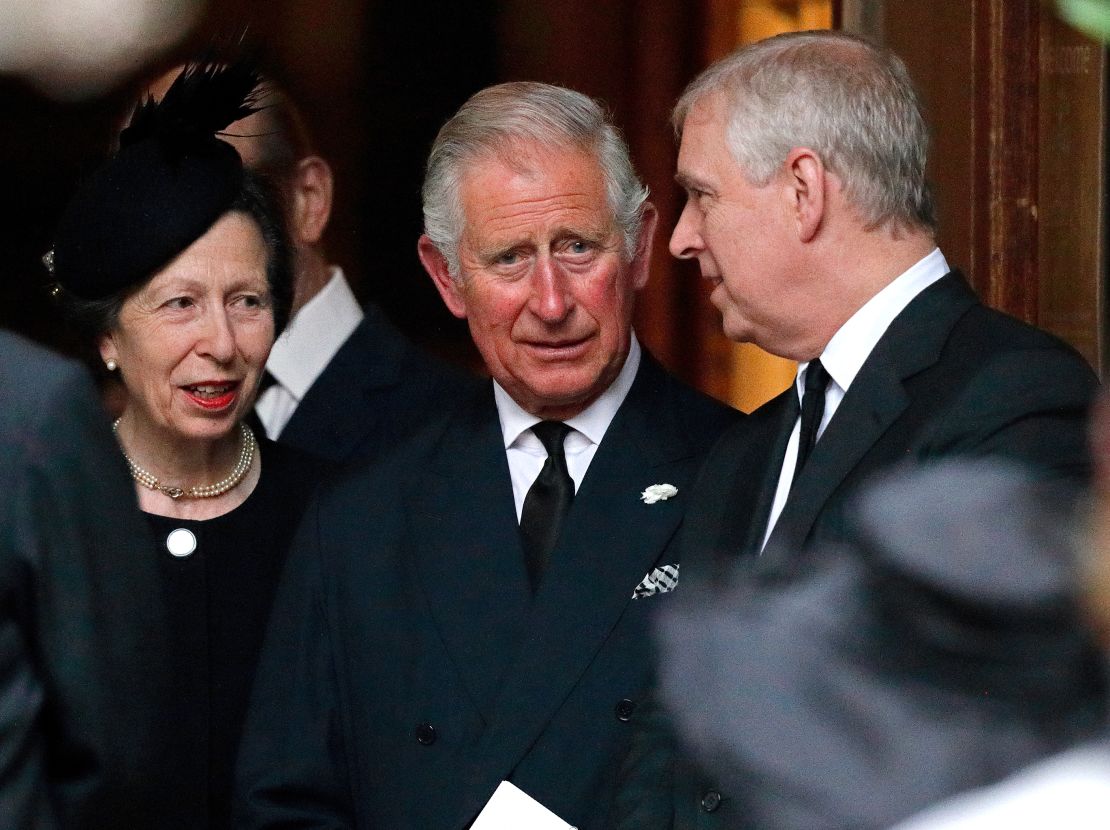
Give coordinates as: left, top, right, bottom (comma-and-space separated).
120, 60, 262, 153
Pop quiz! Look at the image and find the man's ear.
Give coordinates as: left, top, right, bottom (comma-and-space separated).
417, 235, 467, 319
784, 147, 826, 243
629, 203, 659, 291
289, 156, 333, 246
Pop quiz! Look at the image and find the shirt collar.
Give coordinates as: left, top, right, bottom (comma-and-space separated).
806, 248, 949, 397
494, 334, 642, 450
266, 266, 364, 399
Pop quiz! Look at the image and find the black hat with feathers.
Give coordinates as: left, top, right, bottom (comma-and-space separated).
50, 60, 262, 299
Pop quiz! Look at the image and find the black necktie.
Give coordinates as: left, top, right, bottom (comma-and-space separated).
247, 370, 279, 437
519, 421, 574, 592
257, 369, 278, 395
792, 359, 830, 485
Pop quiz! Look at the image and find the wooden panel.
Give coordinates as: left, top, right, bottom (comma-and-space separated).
970, 0, 1042, 321
883, 4, 975, 289
1037, 14, 1106, 371
624, 0, 714, 379
880, 0, 1104, 371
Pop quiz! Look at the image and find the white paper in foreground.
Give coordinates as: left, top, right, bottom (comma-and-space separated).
471, 781, 576, 830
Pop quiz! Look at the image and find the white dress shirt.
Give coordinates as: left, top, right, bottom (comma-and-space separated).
255, 267, 364, 440
495, 335, 642, 521
761, 248, 950, 550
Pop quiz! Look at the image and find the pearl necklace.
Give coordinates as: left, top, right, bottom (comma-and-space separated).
112, 419, 256, 500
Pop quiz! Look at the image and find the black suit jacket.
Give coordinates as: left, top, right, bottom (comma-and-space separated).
688, 271, 1098, 565
236, 354, 740, 829
0, 332, 170, 828
274, 301, 477, 463
662, 272, 1101, 828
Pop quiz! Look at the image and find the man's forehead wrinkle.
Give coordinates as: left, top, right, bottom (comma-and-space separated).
472, 194, 608, 238
455, 141, 619, 263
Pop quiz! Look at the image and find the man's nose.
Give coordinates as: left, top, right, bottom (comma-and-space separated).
669, 200, 703, 260
529, 257, 571, 323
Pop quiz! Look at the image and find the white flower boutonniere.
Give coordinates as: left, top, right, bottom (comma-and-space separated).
640, 483, 678, 504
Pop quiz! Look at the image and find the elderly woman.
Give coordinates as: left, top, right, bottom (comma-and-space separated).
48, 62, 323, 829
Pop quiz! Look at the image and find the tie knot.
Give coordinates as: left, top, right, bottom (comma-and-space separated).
531, 420, 572, 456
257, 369, 279, 394
803, 359, 830, 396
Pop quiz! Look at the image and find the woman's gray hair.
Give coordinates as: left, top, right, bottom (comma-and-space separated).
674, 30, 935, 233
422, 81, 650, 278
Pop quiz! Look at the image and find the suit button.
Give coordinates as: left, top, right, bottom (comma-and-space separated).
415, 723, 437, 745
700, 790, 722, 813
614, 698, 636, 722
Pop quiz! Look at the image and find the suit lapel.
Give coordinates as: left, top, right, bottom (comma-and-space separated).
279, 306, 408, 459
461, 356, 699, 809
407, 387, 532, 721
736, 389, 797, 558
764, 272, 978, 555
764, 355, 908, 556
677, 389, 790, 577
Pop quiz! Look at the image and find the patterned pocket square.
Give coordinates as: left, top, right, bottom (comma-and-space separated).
632, 564, 679, 599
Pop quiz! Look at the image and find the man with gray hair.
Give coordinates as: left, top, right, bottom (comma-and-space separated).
673, 30, 1096, 565
236, 81, 738, 829
645, 29, 1099, 829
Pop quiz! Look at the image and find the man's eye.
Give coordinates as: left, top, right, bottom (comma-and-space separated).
558, 239, 596, 258
685, 190, 713, 214
165, 297, 194, 310
496, 251, 520, 265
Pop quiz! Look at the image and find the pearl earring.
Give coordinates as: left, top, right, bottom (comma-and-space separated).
105, 359, 118, 372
